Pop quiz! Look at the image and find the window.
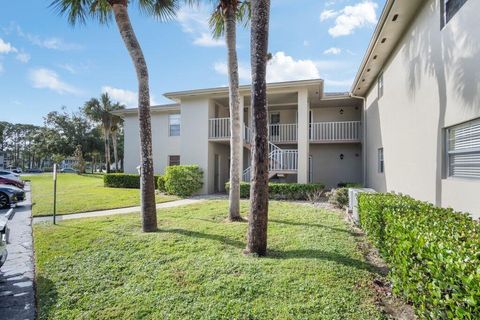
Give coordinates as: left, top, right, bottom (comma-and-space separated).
168, 155, 180, 166
442, 0, 468, 27
378, 148, 384, 173
446, 118, 480, 179
377, 72, 384, 98
169, 114, 181, 136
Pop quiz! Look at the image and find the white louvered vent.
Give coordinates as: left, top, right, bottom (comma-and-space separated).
447, 118, 480, 178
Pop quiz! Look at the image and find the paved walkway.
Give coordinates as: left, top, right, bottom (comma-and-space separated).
32, 197, 214, 224
0, 185, 35, 320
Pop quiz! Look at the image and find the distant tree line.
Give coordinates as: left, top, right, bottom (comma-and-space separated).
0, 93, 124, 173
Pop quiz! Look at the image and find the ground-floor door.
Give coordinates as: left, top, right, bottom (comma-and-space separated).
214, 154, 220, 193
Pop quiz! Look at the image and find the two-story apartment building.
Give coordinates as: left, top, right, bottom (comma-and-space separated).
116, 0, 480, 218
117, 79, 364, 194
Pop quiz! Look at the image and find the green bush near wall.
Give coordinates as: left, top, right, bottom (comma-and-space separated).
157, 175, 166, 193
358, 193, 480, 319
164, 165, 203, 197
104, 173, 161, 189
226, 182, 324, 200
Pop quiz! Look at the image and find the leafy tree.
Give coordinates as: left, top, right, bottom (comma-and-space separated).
245, 0, 270, 256
210, 0, 250, 222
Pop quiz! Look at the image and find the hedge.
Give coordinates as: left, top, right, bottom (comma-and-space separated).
164, 165, 203, 197
358, 193, 480, 319
104, 173, 161, 189
226, 182, 324, 200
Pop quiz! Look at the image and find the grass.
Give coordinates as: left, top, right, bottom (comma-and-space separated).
27, 173, 178, 217
34, 200, 385, 319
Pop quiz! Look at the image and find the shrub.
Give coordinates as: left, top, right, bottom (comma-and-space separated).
104, 173, 161, 189
337, 182, 362, 188
225, 182, 324, 200
164, 165, 203, 197
358, 193, 480, 319
327, 188, 349, 208
157, 175, 166, 193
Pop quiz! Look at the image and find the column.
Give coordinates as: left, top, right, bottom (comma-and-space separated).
297, 89, 310, 183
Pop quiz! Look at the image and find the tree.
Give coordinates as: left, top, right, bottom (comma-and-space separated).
73, 145, 86, 173
210, 0, 250, 222
110, 111, 124, 172
83, 93, 124, 173
50, 0, 184, 232
245, 0, 270, 256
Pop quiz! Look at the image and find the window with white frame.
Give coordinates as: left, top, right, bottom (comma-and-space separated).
442, 0, 468, 27
377, 72, 384, 98
168, 155, 180, 166
446, 118, 480, 179
169, 114, 180, 136
378, 148, 384, 173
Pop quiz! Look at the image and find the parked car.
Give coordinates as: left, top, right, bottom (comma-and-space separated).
60, 168, 78, 173
7, 167, 22, 174
0, 184, 24, 208
0, 170, 21, 182
27, 168, 43, 173
0, 217, 7, 268
0, 177, 25, 189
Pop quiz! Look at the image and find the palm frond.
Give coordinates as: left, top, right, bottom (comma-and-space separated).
137, 0, 182, 21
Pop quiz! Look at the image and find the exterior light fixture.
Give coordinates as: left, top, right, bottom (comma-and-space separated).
339, 109, 344, 115
340, 154, 344, 160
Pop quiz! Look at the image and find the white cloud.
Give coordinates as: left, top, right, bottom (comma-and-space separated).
324, 47, 342, 55
213, 62, 251, 82
29, 68, 81, 95
102, 86, 158, 107
321, 1, 378, 37
12, 23, 82, 51
0, 38, 17, 54
16, 51, 30, 63
176, 4, 225, 47
267, 52, 320, 82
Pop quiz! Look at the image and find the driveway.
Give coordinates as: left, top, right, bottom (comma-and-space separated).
0, 185, 35, 320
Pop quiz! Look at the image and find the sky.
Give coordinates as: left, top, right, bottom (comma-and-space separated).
0, 0, 386, 125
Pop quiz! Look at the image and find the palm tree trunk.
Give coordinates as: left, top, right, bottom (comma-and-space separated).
225, 6, 243, 222
245, 0, 270, 256
112, 2, 157, 232
104, 129, 111, 173
111, 131, 119, 172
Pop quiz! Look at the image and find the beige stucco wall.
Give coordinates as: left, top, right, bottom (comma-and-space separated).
123, 112, 181, 175
311, 106, 361, 122
364, 0, 480, 218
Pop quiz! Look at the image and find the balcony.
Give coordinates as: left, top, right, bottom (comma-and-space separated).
268, 124, 297, 143
310, 121, 361, 143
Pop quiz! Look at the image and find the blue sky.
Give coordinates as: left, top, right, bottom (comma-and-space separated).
0, 0, 385, 125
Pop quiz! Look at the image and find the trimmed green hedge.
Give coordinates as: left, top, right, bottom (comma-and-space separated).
104, 173, 161, 189
327, 188, 349, 208
358, 193, 480, 319
226, 182, 324, 200
164, 165, 203, 197
157, 175, 166, 193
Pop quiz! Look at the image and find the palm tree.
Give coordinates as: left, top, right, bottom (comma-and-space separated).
245, 0, 270, 256
83, 93, 124, 173
110, 111, 124, 172
51, 0, 182, 232
209, 0, 250, 222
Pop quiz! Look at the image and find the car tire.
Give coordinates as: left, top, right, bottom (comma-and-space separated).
0, 193, 9, 209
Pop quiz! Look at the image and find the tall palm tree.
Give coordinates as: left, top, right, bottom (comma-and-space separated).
209, 0, 250, 222
83, 93, 124, 173
110, 111, 124, 172
245, 0, 270, 256
51, 0, 182, 232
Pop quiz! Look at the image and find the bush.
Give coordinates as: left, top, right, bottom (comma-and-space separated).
358, 193, 480, 319
337, 182, 362, 188
164, 165, 203, 197
104, 173, 161, 189
327, 188, 349, 208
157, 175, 166, 193
225, 182, 324, 200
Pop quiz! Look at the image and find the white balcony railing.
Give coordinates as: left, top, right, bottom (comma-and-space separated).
310, 121, 361, 142
268, 123, 297, 143
208, 117, 230, 139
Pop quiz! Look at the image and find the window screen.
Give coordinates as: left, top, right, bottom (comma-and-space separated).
447, 118, 480, 178
169, 114, 181, 136
169, 155, 180, 166
443, 0, 468, 25
378, 148, 384, 173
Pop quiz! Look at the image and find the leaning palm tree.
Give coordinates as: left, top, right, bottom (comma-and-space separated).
51, 0, 183, 232
245, 0, 270, 256
209, 0, 250, 222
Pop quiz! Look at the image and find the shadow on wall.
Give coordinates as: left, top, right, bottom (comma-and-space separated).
403, 0, 480, 206
366, 97, 387, 192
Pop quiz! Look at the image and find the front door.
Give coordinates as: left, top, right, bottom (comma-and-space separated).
270, 112, 280, 137
214, 154, 220, 193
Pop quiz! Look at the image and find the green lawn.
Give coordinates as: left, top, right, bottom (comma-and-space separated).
34, 201, 385, 319
27, 173, 178, 217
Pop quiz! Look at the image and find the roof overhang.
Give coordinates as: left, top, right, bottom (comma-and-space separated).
112, 104, 180, 117
164, 79, 324, 101
351, 0, 427, 96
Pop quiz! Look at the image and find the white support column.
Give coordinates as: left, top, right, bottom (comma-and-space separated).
297, 89, 310, 183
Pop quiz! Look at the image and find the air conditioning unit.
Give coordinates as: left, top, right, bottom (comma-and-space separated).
348, 188, 375, 225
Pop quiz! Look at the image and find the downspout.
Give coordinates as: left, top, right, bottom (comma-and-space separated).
349, 93, 367, 187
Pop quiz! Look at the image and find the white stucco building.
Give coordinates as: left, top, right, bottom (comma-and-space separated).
117, 0, 480, 218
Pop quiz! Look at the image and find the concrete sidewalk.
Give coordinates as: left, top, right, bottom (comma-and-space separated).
0, 185, 35, 320
32, 197, 211, 224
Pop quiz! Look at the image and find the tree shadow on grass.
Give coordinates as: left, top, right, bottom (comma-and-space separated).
157, 228, 245, 249
35, 275, 58, 320
269, 219, 361, 236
